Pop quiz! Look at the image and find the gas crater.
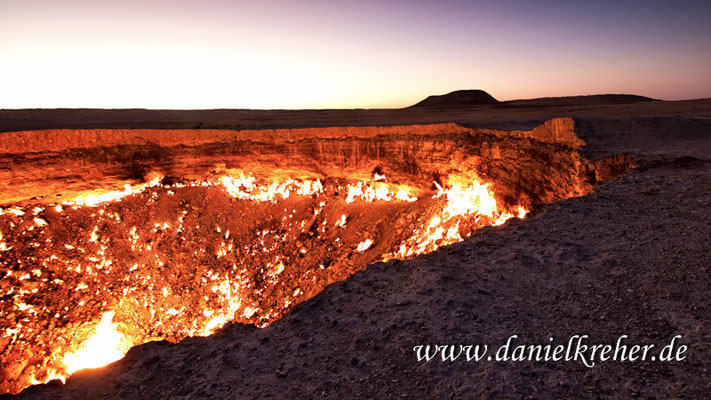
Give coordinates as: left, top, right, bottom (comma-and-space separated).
0, 118, 635, 394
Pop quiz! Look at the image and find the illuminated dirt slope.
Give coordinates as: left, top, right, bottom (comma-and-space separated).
0, 119, 634, 394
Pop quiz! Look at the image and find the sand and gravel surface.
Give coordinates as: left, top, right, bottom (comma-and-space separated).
4, 100, 711, 398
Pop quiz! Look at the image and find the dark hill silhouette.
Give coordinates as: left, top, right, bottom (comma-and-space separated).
409, 90, 656, 108
504, 94, 657, 107
409, 90, 499, 107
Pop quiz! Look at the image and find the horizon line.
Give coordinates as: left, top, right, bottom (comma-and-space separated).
1, 93, 709, 112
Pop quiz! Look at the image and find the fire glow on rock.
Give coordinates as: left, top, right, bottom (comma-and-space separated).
1, 118, 636, 395
0, 171, 525, 394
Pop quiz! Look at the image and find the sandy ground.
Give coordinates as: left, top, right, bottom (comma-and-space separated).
4, 100, 711, 398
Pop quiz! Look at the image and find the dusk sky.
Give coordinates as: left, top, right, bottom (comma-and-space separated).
1, 0, 710, 109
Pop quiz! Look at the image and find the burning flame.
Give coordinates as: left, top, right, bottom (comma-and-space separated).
60, 311, 132, 375
356, 239, 374, 252
66, 176, 163, 207
345, 181, 417, 203
220, 173, 324, 202
439, 181, 497, 217
0, 170, 528, 394
388, 177, 525, 259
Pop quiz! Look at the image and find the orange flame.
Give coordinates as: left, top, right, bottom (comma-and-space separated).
61, 311, 132, 375
1, 171, 527, 393
388, 176, 526, 259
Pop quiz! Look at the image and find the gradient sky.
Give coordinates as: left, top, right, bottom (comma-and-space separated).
1, 0, 710, 109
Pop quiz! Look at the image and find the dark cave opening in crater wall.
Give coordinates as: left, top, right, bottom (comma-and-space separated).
0, 118, 635, 394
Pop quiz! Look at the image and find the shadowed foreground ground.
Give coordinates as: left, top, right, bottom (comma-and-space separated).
5, 102, 711, 398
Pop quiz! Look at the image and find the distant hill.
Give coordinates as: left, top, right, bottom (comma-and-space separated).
409, 90, 499, 108
504, 94, 657, 107
409, 90, 657, 108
